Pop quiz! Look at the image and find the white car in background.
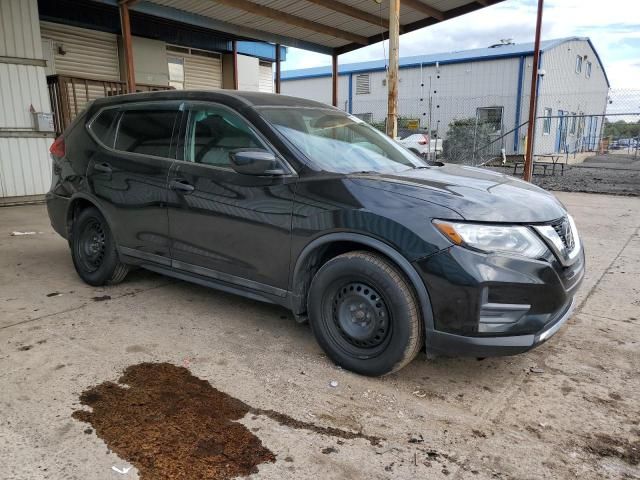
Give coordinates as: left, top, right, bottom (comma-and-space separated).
397, 133, 443, 157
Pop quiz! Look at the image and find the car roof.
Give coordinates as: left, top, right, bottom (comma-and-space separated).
91, 89, 333, 111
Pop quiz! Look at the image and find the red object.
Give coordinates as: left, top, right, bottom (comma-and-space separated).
50, 136, 65, 157
418, 133, 430, 145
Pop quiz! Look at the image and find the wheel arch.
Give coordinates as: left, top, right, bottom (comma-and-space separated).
66, 194, 113, 243
290, 233, 435, 334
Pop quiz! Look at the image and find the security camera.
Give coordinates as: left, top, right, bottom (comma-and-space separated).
538, 68, 546, 77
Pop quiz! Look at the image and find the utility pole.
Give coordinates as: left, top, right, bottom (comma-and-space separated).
386, 0, 400, 139
523, 0, 544, 181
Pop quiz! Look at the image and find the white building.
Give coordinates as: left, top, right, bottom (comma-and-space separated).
281, 37, 610, 157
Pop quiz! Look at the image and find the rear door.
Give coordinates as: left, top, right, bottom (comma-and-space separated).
166, 101, 296, 292
87, 102, 181, 265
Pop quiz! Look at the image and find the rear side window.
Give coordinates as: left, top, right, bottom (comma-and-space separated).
115, 109, 178, 158
89, 107, 119, 148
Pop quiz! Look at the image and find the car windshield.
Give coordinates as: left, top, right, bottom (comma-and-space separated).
257, 106, 427, 174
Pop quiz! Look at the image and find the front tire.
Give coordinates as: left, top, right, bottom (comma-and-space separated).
307, 251, 423, 376
71, 206, 129, 286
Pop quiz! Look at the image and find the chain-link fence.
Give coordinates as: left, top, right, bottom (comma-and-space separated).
343, 88, 640, 168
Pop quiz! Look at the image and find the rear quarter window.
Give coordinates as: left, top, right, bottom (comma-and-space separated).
89, 107, 120, 148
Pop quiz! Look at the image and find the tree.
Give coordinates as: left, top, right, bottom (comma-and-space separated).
442, 118, 494, 164
604, 119, 640, 139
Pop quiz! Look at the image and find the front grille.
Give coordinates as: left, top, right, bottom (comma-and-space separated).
550, 217, 575, 251
533, 216, 580, 267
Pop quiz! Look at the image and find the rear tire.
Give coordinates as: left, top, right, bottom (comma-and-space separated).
70, 206, 129, 286
307, 251, 423, 376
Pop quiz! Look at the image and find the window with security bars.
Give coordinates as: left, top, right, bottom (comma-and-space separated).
355, 74, 370, 95
476, 107, 503, 134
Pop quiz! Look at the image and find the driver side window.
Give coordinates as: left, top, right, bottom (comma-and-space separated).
185, 106, 265, 167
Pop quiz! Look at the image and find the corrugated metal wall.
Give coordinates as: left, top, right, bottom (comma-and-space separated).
182, 52, 222, 90
0, 63, 51, 129
40, 21, 120, 80
0, 137, 52, 198
40, 21, 122, 121
0, 0, 42, 59
259, 62, 273, 93
0, 0, 53, 199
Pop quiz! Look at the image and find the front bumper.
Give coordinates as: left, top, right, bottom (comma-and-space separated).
426, 297, 576, 357
415, 244, 584, 357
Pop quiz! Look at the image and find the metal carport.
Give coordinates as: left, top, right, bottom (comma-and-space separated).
104, 0, 502, 137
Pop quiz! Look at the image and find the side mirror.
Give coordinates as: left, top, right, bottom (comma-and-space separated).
229, 149, 285, 176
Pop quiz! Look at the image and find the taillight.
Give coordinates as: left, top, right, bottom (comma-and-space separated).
50, 136, 65, 158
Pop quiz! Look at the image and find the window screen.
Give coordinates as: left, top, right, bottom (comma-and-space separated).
115, 109, 178, 158
90, 107, 119, 148
168, 56, 185, 90
543, 108, 552, 135
186, 106, 264, 167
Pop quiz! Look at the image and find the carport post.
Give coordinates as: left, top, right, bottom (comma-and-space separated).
331, 53, 338, 107
386, 0, 400, 139
118, 0, 136, 93
232, 40, 239, 90
275, 43, 281, 94
523, 0, 544, 181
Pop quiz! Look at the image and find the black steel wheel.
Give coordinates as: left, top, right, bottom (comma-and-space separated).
308, 251, 423, 376
71, 206, 129, 286
328, 281, 392, 356
75, 218, 107, 273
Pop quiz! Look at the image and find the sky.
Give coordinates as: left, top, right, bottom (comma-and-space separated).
281, 0, 640, 90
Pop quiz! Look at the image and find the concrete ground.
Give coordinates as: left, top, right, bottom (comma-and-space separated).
1, 192, 639, 480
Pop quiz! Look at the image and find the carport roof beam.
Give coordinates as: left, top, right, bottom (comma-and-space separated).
204, 0, 369, 45
94, 0, 502, 55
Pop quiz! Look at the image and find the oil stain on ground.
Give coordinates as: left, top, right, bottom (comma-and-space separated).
73, 362, 381, 479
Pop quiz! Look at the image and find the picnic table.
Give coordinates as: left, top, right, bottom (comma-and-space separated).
513, 154, 566, 176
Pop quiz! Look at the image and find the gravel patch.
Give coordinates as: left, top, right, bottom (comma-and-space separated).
486, 154, 640, 196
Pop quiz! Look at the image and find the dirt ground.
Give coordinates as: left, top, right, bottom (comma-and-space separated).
1, 192, 639, 480
488, 153, 640, 196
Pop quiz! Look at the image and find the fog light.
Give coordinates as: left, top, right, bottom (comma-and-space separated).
478, 288, 530, 333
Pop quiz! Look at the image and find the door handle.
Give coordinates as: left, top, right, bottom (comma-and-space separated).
94, 162, 112, 174
170, 179, 195, 194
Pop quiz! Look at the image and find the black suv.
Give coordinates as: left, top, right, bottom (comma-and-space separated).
46, 91, 584, 376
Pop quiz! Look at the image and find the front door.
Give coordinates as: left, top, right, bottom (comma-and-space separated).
87, 102, 181, 265
166, 102, 296, 292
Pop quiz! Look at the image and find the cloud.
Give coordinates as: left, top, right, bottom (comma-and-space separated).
281, 0, 640, 90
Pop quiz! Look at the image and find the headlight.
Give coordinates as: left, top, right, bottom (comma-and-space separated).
433, 220, 549, 259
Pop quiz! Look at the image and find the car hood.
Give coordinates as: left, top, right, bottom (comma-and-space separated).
349, 164, 567, 223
